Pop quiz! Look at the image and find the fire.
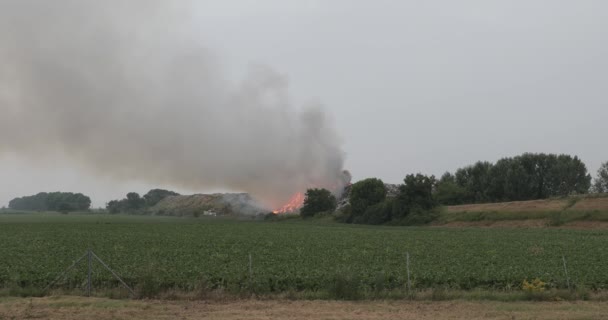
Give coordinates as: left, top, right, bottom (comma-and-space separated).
272, 192, 305, 214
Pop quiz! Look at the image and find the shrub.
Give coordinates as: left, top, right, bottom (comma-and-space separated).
353, 198, 394, 225
522, 278, 546, 292
435, 181, 470, 205
393, 174, 438, 221
300, 188, 337, 218
350, 178, 386, 221
333, 204, 352, 223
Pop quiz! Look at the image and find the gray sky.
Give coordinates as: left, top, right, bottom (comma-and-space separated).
1, 0, 607, 208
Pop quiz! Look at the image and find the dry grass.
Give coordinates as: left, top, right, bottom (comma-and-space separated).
1, 297, 608, 320
570, 197, 608, 211
440, 219, 550, 228
441, 196, 608, 228
440, 220, 608, 229
447, 199, 569, 213
447, 196, 608, 214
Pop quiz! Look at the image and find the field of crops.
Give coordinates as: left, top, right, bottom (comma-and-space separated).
1, 213, 607, 296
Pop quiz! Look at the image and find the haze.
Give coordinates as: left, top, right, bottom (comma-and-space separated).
1, 0, 606, 208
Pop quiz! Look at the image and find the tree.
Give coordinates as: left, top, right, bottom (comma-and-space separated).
143, 189, 180, 207
106, 190, 174, 214
349, 178, 387, 220
455, 161, 493, 203
448, 153, 592, 204
8, 192, 91, 212
547, 155, 591, 196
593, 161, 608, 193
502, 162, 530, 201
394, 174, 437, 220
300, 188, 336, 218
435, 172, 471, 205
126, 192, 145, 210
106, 200, 124, 214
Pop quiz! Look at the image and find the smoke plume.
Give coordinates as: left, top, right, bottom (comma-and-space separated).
0, 1, 346, 209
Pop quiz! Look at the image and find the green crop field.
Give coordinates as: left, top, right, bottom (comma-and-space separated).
1, 213, 607, 297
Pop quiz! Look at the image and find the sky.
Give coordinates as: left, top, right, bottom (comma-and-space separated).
1, 0, 607, 208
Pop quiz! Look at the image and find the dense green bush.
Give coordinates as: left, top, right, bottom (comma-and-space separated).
394, 174, 437, 217
349, 178, 386, 222
353, 198, 395, 225
300, 188, 336, 218
434, 172, 470, 205
346, 174, 440, 226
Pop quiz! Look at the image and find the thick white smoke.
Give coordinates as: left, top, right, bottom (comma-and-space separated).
0, 1, 346, 209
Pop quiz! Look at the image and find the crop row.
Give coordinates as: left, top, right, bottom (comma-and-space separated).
1, 215, 607, 293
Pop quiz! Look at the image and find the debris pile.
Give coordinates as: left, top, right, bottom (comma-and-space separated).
148, 193, 267, 217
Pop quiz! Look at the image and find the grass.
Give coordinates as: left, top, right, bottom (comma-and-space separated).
441, 194, 608, 225
438, 209, 608, 224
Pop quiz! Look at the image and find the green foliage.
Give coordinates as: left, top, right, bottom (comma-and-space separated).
347, 175, 440, 226
394, 174, 437, 219
107, 189, 178, 214
1, 215, 608, 294
300, 188, 337, 218
455, 161, 493, 203
397, 207, 440, 226
349, 178, 386, 221
547, 155, 592, 196
435, 173, 471, 205
143, 189, 180, 207
8, 192, 91, 212
593, 161, 608, 193
333, 204, 352, 223
447, 153, 592, 204
353, 198, 395, 225
106, 200, 124, 214
126, 192, 145, 210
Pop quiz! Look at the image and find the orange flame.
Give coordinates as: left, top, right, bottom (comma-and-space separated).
272, 192, 305, 214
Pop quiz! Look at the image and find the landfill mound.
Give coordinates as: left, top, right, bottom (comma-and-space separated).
148, 193, 268, 217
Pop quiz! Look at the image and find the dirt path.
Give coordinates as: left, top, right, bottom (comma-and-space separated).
2, 297, 608, 320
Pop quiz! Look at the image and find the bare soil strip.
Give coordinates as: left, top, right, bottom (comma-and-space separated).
447, 197, 608, 214
2, 297, 608, 320
440, 220, 608, 229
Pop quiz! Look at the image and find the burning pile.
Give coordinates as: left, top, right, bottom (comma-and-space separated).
272, 193, 305, 214
270, 170, 352, 214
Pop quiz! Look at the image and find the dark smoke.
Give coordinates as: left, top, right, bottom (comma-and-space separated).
0, 1, 346, 209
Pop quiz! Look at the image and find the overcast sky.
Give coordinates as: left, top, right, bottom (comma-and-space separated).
1, 0, 607, 207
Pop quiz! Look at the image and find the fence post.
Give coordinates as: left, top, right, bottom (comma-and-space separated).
562, 255, 571, 290
87, 249, 92, 297
406, 252, 411, 295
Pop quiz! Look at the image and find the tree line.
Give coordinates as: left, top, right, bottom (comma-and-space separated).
8, 192, 91, 212
436, 153, 592, 205
300, 154, 608, 225
106, 189, 179, 214
301, 174, 439, 225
